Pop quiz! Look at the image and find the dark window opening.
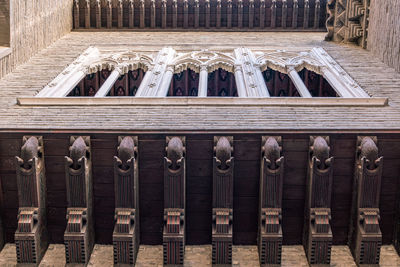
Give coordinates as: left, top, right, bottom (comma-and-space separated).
262, 68, 300, 97
298, 69, 338, 97
207, 68, 238, 97
68, 68, 145, 97
167, 69, 199, 97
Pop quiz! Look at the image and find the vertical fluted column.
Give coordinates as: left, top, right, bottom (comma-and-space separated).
184, 0, 189, 28
195, 0, 200, 28
287, 67, 312, 98
205, 0, 210, 28
162, 0, 167, 29
314, 0, 321, 28
117, 0, 123, 28
173, 0, 178, 28
95, 0, 101, 28
304, 0, 310, 28
260, 0, 265, 28
271, 0, 277, 28
234, 65, 247, 97
249, 0, 254, 28
73, 0, 80, 29
151, 0, 156, 28
254, 64, 270, 97
227, 0, 232, 28
217, 0, 222, 28
157, 65, 174, 96
238, 0, 243, 28
293, 0, 298, 28
129, 0, 134, 28
140, 0, 145, 28
198, 65, 208, 97
94, 68, 123, 97
106, 0, 112, 29
282, 0, 287, 28
136, 47, 176, 97
84, 0, 90, 28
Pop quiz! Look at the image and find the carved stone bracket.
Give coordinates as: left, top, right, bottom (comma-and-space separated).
113, 136, 139, 266
15, 136, 48, 265
325, 0, 370, 48
64, 136, 94, 265
258, 136, 284, 266
349, 136, 383, 266
163, 136, 186, 265
303, 136, 334, 265
212, 136, 234, 265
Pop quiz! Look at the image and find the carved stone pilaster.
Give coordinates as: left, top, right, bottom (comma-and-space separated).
64, 136, 94, 265
113, 136, 139, 266
258, 136, 284, 266
349, 136, 382, 266
163, 137, 186, 265
15, 136, 48, 265
73, 0, 79, 29
325, 0, 370, 48
212, 136, 234, 265
303, 136, 334, 265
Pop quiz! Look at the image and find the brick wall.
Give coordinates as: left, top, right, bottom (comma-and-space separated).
368, 0, 400, 72
0, 0, 73, 79
0, 0, 10, 47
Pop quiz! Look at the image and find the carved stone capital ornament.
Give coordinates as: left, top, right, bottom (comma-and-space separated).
163, 136, 186, 265
258, 136, 284, 266
349, 136, 382, 266
113, 136, 139, 266
15, 136, 48, 265
64, 136, 94, 265
303, 136, 334, 265
212, 136, 234, 265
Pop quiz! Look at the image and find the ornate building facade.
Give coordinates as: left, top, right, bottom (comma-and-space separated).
0, 0, 399, 266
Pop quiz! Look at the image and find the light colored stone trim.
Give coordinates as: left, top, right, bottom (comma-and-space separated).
18, 97, 388, 107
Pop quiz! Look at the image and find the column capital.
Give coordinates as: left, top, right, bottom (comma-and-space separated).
200, 65, 208, 72
234, 65, 243, 72
166, 65, 175, 73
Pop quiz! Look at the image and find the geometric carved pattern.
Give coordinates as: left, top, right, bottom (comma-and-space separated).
15, 136, 48, 264
326, 0, 370, 48
113, 136, 140, 265
73, 0, 325, 31
212, 136, 234, 265
303, 136, 334, 265
64, 136, 94, 265
258, 136, 284, 266
349, 136, 382, 266
163, 136, 186, 265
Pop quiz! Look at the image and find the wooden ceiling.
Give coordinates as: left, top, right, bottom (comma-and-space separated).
74, 0, 327, 31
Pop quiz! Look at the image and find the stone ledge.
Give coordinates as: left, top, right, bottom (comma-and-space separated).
17, 97, 389, 107
0, 47, 11, 60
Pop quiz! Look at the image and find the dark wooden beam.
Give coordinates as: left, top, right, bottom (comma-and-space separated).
113, 136, 140, 265
15, 136, 48, 265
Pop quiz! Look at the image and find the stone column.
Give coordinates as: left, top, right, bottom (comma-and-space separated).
198, 65, 208, 97
234, 65, 247, 97
135, 68, 153, 96
94, 68, 122, 97
287, 67, 312, 98
157, 65, 174, 96
254, 64, 270, 97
